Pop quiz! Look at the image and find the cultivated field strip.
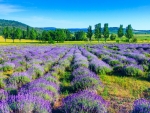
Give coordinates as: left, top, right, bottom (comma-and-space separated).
0, 44, 150, 113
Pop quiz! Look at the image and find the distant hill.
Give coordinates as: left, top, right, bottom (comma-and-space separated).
0, 19, 150, 35
0, 19, 42, 35
39, 27, 150, 34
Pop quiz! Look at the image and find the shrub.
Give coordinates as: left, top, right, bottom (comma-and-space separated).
28, 65, 45, 79
71, 77, 100, 91
110, 34, 116, 40
123, 65, 144, 77
0, 78, 5, 89
8, 94, 52, 113
90, 59, 112, 75
132, 98, 150, 113
8, 72, 31, 88
109, 60, 120, 66
130, 37, 137, 43
3, 63, 15, 72
60, 90, 108, 113
116, 38, 120, 43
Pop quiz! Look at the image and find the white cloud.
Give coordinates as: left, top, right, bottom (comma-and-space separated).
0, 4, 24, 14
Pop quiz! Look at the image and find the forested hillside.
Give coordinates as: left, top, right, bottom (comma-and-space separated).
0, 19, 42, 35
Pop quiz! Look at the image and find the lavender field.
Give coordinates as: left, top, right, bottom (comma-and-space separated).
0, 44, 150, 113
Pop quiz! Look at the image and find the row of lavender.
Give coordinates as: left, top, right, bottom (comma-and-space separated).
0, 45, 149, 113
85, 44, 150, 112
88, 44, 150, 78
59, 47, 109, 113
0, 46, 72, 113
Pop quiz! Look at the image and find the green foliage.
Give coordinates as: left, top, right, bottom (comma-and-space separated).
148, 73, 150, 81
103, 23, 109, 42
125, 24, 133, 39
9, 27, 18, 42
121, 37, 129, 42
123, 67, 144, 77
102, 87, 108, 97
87, 25, 93, 42
3, 65, 14, 72
30, 28, 37, 40
55, 29, 66, 43
2, 27, 10, 42
15, 28, 22, 41
94, 23, 101, 42
74, 31, 87, 41
110, 33, 116, 40
0, 78, 5, 89
9, 76, 31, 88
48, 36, 55, 44
26, 26, 30, 39
116, 38, 120, 43
72, 77, 99, 91
109, 60, 120, 66
130, 37, 137, 43
117, 25, 124, 38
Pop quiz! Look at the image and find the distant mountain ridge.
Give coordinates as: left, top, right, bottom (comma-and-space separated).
38, 27, 150, 34
0, 19, 150, 35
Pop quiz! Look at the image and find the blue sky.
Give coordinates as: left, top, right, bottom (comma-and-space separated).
0, 0, 150, 30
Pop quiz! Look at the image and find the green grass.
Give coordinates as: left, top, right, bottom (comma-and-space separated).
98, 74, 150, 113
1, 34, 150, 45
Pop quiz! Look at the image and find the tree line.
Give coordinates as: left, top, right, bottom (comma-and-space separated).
87, 23, 134, 42
2, 24, 134, 43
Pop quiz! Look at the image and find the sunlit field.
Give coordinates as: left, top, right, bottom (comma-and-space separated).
0, 44, 150, 113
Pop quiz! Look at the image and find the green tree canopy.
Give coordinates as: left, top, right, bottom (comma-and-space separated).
103, 23, 109, 42
87, 25, 93, 42
74, 31, 86, 41
125, 24, 133, 40
2, 27, 10, 42
94, 23, 101, 42
118, 25, 124, 38
110, 33, 116, 40
15, 28, 22, 41
30, 29, 37, 40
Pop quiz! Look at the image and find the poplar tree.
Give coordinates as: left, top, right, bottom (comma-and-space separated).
94, 23, 101, 42
87, 25, 93, 42
103, 23, 109, 42
118, 25, 124, 38
125, 24, 133, 41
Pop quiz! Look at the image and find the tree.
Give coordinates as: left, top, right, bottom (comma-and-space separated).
10, 27, 16, 43
2, 27, 10, 42
118, 25, 124, 38
110, 34, 116, 40
125, 25, 133, 41
103, 23, 109, 42
15, 28, 22, 42
22, 30, 26, 39
87, 25, 93, 42
48, 35, 55, 44
64, 29, 73, 41
30, 29, 36, 41
26, 26, 30, 39
55, 29, 66, 43
48, 30, 56, 41
94, 23, 101, 42
74, 31, 86, 41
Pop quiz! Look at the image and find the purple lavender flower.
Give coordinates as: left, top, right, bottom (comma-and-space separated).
60, 90, 108, 113
132, 98, 150, 113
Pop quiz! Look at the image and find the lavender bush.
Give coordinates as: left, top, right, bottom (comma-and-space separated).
60, 90, 108, 113
132, 98, 150, 113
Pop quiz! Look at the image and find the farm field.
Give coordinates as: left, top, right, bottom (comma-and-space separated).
0, 44, 150, 113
